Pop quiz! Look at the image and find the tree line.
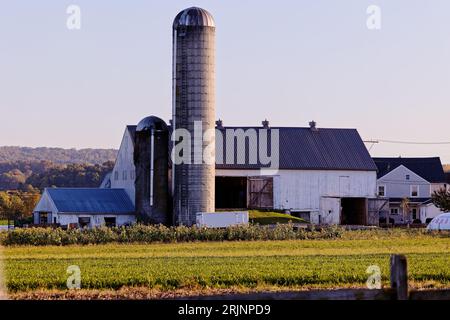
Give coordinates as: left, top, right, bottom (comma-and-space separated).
0, 146, 117, 164
0, 161, 114, 191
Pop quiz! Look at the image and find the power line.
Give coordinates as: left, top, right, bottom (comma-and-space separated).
376, 139, 450, 145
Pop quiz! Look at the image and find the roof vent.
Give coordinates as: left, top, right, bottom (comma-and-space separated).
309, 120, 318, 131
262, 119, 270, 129
216, 119, 224, 129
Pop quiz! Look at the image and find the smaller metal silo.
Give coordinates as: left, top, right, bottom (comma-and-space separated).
134, 116, 170, 224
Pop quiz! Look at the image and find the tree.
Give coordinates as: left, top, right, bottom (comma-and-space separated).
401, 198, 410, 223
0, 192, 11, 217
0, 192, 13, 228
9, 194, 25, 222
0, 191, 39, 227
21, 192, 40, 219
432, 188, 450, 212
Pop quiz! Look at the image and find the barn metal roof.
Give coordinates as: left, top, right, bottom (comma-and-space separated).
373, 157, 446, 183
215, 127, 377, 171
173, 7, 215, 29
46, 188, 134, 214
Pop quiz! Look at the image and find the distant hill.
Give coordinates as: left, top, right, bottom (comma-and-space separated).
0, 147, 117, 191
0, 147, 117, 164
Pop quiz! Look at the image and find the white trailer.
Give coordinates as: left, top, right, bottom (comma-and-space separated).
196, 212, 249, 228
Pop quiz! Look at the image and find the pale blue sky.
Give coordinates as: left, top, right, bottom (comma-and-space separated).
1, 1, 449, 162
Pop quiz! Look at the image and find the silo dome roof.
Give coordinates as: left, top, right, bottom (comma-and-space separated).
136, 116, 168, 132
173, 7, 215, 29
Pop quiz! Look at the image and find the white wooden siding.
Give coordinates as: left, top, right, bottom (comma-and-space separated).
111, 128, 136, 204
57, 214, 136, 228
216, 169, 377, 214
377, 165, 430, 198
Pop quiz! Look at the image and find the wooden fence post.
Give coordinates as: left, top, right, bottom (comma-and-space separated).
390, 254, 408, 300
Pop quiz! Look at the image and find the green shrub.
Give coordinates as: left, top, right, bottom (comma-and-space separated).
0, 223, 345, 246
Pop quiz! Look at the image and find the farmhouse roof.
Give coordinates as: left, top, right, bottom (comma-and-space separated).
373, 157, 446, 183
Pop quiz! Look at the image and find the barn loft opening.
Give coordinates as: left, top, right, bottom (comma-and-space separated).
215, 176, 275, 210
341, 198, 367, 225
215, 177, 247, 209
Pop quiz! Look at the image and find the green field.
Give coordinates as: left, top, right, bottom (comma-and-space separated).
2, 231, 450, 298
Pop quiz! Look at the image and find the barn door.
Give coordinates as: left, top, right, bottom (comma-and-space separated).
247, 177, 274, 209
320, 197, 341, 225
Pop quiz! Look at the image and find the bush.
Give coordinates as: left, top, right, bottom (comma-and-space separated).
0, 223, 344, 246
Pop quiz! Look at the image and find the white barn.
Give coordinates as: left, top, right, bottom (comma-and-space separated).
103, 121, 379, 226
214, 124, 378, 225
109, 126, 137, 205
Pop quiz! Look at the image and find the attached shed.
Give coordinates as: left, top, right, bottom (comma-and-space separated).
33, 188, 136, 228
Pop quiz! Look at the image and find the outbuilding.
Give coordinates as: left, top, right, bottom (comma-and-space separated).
427, 212, 450, 231
33, 188, 136, 228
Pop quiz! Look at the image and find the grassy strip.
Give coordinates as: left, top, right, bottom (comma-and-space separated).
4, 235, 450, 293
249, 211, 306, 225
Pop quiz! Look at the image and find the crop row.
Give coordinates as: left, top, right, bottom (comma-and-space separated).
0, 224, 344, 246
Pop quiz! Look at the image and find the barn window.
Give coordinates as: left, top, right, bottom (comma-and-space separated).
104, 217, 116, 228
130, 170, 135, 180
39, 213, 48, 225
406, 175, 410, 180
114, 171, 119, 181
78, 217, 91, 228
123, 170, 127, 180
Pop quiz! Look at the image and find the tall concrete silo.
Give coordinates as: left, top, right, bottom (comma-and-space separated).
134, 116, 170, 224
172, 7, 216, 226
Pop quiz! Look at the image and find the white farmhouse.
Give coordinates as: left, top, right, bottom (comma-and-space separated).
373, 157, 448, 224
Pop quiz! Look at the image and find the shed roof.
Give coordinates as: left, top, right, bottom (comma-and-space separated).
45, 188, 134, 214
373, 157, 446, 183
215, 127, 377, 171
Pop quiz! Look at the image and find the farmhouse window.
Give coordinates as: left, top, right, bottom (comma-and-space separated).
377, 185, 386, 197
411, 185, 419, 197
390, 208, 399, 215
